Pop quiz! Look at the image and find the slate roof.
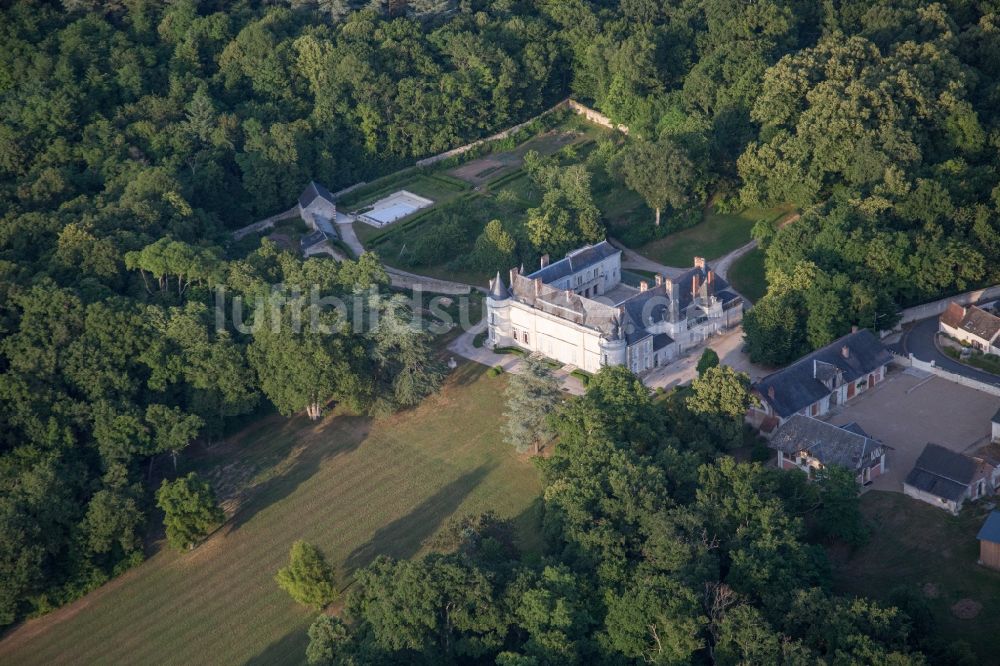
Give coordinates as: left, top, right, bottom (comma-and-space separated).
652, 333, 673, 351
300, 230, 328, 251
993, 408, 1000, 425
298, 181, 337, 209
526, 241, 620, 284
769, 414, 882, 471
489, 272, 509, 301
753, 329, 893, 419
904, 443, 977, 502
977, 511, 1000, 544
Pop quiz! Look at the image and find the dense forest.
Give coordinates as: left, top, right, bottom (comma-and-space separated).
2, 0, 1000, 656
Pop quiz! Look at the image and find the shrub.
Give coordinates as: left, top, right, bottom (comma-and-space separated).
156, 473, 225, 551
472, 332, 487, 348
275, 540, 337, 609
488, 366, 505, 376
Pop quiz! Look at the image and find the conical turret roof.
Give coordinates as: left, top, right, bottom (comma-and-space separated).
489, 272, 509, 300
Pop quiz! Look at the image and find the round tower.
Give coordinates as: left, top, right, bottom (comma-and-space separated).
599, 315, 628, 367
486, 271, 511, 348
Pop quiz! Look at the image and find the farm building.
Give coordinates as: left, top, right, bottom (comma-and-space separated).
486, 242, 743, 375
903, 443, 999, 515
939, 301, 1000, 354
747, 329, 893, 433
769, 414, 887, 485
297, 181, 339, 254
977, 511, 1000, 571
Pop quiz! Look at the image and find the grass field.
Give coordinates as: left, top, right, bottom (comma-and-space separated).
829, 491, 1000, 659
635, 205, 791, 267
727, 247, 768, 302
0, 364, 542, 666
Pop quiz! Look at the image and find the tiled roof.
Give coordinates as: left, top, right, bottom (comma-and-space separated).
769, 414, 882, 471
961, 305, 1000, 342
977, 511, 1000, 544
300, 230, 327, 250
298, 181, 336, 209
941, 302, 965, 329
753, 329, 893, 419
904, 443, 977, 502
526, 241, 620, 284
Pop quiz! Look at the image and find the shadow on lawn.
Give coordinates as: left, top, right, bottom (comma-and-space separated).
228, 413, 372, 532
243, 624, 310, 666
343, 463, 495, 574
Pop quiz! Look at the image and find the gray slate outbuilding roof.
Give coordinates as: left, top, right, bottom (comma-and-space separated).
298, 181, 337, 209
992, 408, 1000, 425
527, 241, 620, 284
753, 329, 893, 419
977, 511, 1000, 543
904, 443, 977, 502
769, 414, 882, 471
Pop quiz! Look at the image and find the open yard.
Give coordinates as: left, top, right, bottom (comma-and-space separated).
829, 491, 1000, 659
727, 247, 768, 302
633, 204, 792, 268
0, 364, 541, 666
824, 369, 997, 492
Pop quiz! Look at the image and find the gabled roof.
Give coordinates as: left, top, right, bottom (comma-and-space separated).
753, 329, 893, 419
526, 241, 620, 284
941, 302, 1000, 342
904, 443, 978, 502
300, 230, 328, 251
977, 511, 1000, 544
769, 414, 882, 471
298, 181, 336, 209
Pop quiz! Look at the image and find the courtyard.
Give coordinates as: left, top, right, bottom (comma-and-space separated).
823, 368, 999, 491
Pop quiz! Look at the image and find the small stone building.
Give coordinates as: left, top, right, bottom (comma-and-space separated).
297, 181, 339, 255
977, 511, 1000, 571
769, 414, 887, 485
903, 443, 998, 515
748, 329, 894, 433
939, 301, 1000, 354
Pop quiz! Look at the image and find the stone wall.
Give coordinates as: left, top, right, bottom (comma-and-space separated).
898, 354, 1000, 398
897, 284, 1000, 325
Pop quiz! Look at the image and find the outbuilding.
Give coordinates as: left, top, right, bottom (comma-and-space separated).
976, 510, 1000, 571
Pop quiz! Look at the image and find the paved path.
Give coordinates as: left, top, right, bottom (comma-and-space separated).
895, 317, 1000, 389
643, 325, 767, 390
712, 239, 756, 284
335, 214, 366, 256
448, 322, 586, 395
607, 238, 686, 277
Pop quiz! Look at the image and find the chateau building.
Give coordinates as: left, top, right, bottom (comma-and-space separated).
485, 241, 743, 375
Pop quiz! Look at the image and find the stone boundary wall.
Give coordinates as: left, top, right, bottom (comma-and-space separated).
897, 284, 1000, 324
232, 206, 300, 240
894, 353, 1000, 397
385, 268, 474, 295
415, 98, 629, 168
566, 99, 630, 134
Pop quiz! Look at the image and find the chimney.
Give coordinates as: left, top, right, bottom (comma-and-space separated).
693, 256, 706, 270
655, 274, 663, 287
851, 325, 859, 334
841, 345, 850, 359
705, 270, 715, 297
768, 386, 775, 400
509, 266, 519, 286
666, 278, 679, 320
540, 254, 550, 269
692, 273, 700, 299
534, 277, 542, 297
640, 280, 649, 292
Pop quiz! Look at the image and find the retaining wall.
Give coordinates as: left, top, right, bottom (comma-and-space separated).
897, 284, 1000, 324
896, 354, 1000, 397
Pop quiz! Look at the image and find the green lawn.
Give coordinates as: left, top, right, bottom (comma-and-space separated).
634, 205, 792, 268
727, 247, 768, 302
0, 364, 541, 666
828, 491, 1000, 659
